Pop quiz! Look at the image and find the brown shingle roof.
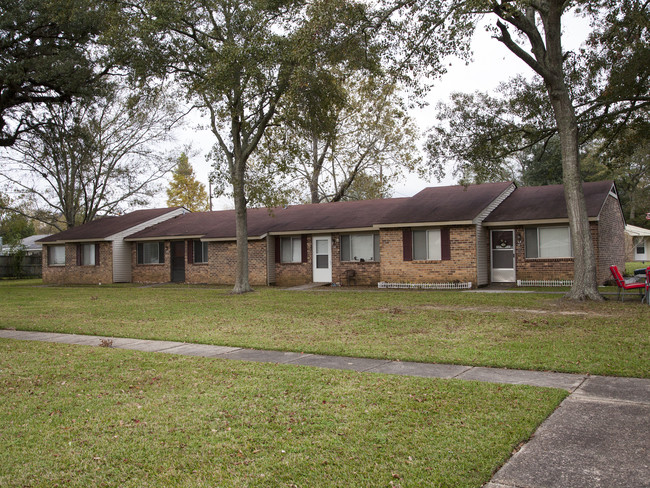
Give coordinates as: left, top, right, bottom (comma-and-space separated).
483, 181, 615, 222
126, 183, 514, 240
37, 208, 182, 243
376, 181, 514, 224
126, 198, 409, 240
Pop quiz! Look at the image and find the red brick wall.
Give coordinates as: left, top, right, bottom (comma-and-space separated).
331, 234, 381, 286
505, 198, 624, 285
596, 194, 626, 283
42, 242, 113, 285
275, 237, 312, 287
132, 241, 171, 283
379, 227, 478, 285
201, 240, 267, 286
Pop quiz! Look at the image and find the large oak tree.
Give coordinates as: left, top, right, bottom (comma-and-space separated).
128, 0, 374, 293
392, 0, 648, 300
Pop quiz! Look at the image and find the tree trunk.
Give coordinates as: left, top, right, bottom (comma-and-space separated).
310, 134, 321, 204
493, 0, 603, 300
231, 155, 253, 294
541, 2, 601, 301
547, 87, 601, 300
232, 155, 253, 294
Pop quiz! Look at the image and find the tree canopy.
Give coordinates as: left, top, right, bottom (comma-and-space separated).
219, 74, 422, 205
128, 0, 376, 293
0, 0, 119, 146
166, 153, 209, 212
1, 85, 180, 230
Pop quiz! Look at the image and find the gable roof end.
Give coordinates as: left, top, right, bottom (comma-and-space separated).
37, 208, 184, 243
483, 181, 615, 223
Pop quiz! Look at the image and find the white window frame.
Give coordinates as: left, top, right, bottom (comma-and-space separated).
340, 233, 380, 262
525, 226, 573, 259
412, 228, 441, 261
634, 237, 646, 256
48, 245, 65, 266
280, 236, 301, 263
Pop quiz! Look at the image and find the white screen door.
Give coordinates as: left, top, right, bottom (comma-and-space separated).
491, 229, 516, 282
312, 235, 332, 282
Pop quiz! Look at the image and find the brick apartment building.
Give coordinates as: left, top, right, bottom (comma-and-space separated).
38, 181, 625, 287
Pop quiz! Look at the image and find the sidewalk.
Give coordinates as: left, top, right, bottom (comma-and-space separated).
1, 329, 648, 487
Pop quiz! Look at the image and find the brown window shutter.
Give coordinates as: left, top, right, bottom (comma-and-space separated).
159, 242, 165, 264
76, 244, 82, 265
137, 243, 143, 264
95, 243, 100, 266
441, 228, 451, 260
301, 235, 308, 263
275, 236, 281, 263
187, 240, 194, 264
402, 229, 412, 261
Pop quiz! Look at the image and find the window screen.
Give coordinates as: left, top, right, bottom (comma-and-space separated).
194, 241, 209, 263
48, 245, 65, 265
138, 242, 164, 264
412, 229, 441, 260
525, 226, 572, 258
82, 244, 95, 265
281, 237, 301, 263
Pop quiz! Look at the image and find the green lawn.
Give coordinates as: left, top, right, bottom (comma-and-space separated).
0, 339, 567, 487
1, 281, 648, 377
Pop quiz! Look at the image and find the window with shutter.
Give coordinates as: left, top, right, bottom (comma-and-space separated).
412, 229, 443, 260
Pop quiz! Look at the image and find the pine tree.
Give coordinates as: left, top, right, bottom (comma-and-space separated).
166, 153, 209, 211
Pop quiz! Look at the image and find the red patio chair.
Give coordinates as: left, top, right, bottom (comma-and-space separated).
644, 267, 650, 305
609, 265, 645, 302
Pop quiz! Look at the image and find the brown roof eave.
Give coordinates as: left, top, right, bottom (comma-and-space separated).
125, 235, 205, 242
483, 217, 599, 227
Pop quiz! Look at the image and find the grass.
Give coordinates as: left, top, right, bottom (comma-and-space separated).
625, 261, 649, 276
0, 339, 567, 488
1, 281, 648, 377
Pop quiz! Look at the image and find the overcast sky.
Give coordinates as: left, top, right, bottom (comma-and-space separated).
169, 13, 592, 210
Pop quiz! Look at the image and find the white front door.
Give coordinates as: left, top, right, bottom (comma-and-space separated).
312, 235, 332, 283
491, 229, 516, 282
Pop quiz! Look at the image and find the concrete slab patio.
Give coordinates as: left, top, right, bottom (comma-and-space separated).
1, 328, 648, 487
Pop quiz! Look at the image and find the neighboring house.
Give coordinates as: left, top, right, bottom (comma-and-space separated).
625, 224, 650, 263
0, 234, 50, 256
38, 181, 626, 287
37, 208, 187, 284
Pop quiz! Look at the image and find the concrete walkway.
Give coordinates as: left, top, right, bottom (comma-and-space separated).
1, 329, 648, 487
